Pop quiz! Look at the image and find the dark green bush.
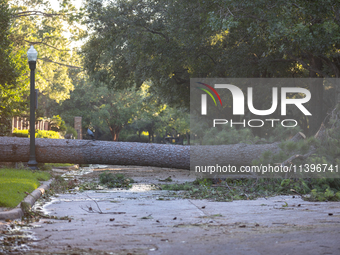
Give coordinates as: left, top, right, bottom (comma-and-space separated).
125, 134, 149, 143
65, 125, 77, 139
99, 172, 134, 188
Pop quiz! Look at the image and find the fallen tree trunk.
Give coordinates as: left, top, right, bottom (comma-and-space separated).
0, 137, 291, 170
0, 137, 190, 169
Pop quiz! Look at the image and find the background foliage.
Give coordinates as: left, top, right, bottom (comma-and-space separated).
2, 0, 340, 141
1, 0, 340, 202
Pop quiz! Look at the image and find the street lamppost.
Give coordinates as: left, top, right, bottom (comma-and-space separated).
27, 45, 38, 170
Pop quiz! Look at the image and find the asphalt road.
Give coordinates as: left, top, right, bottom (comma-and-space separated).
2, 166, 340, 255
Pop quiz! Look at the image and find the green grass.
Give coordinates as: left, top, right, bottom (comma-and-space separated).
44, 163, 75, 167
0, 168, 51, 208
161, 178, 340, 202
39, 163, 75, 171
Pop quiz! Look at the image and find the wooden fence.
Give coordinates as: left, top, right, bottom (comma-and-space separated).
11, 117, 49, 132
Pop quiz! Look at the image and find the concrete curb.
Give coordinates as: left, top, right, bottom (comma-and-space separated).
0, 179, 53, 221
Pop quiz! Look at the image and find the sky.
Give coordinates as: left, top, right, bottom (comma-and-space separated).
49, 0, 84, 11
48, 0, 86, 49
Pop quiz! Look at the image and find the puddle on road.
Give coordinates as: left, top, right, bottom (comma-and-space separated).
41, 176, 169, 216
40, 182, 178, 219
44, 184, 166, 203
90, 183, 157, 192
61, 166, 93, 179
130, 183, 156, 192
0, 223, 43, 253
61, 164, 160, 193
61, 164, 114, 179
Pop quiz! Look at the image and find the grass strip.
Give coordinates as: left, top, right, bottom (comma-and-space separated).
0, 168, 51, 208
44, 163, 75, 167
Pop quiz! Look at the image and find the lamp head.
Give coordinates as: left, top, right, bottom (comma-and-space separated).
27, 45, 38, 62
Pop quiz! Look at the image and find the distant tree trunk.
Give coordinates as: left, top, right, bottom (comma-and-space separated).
336, 80, 340, 105
151, 131, 154, 143
186, 132, 190, 145
309, 82, 324, 135
309, 56, 324, 135
109, 126, 122, 141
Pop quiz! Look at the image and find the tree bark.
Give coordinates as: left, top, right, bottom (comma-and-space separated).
0, 137, 288, 170
309, 79, 324, 135
308, 56, 324, 135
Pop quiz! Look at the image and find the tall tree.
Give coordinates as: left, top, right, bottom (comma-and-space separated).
83, 0, 220, 108
83, 0, 340, 136
0, 0, 85, 134
91, 86, 143, 141
10, 0, 85, 103
0, 0, 27, 135
0, 0, 17, 86
58, 76, 144, 141
207, 0, 340, 133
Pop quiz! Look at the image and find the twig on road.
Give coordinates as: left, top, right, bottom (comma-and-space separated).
80, 194, 126, 215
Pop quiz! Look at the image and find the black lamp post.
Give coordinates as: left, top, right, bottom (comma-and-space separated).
27, 45, 38, 170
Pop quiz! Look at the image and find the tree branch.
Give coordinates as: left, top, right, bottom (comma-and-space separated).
285, 51, 330, 78
13, 11, 67, 18
24, 40, 70, 52
79, 193, 126, 214
142, 26, 169, 42
270, 59, 296, 63
196, 53, 217, 65
234, 14, 267, 22
38, 57, 82, 69
226, 6, 234, 17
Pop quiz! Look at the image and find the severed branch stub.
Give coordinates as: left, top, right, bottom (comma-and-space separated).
289, 132, 306, 142
80, 194, 125, 215
280, 150, 315, 167
290, 189, 305, 199
279, 131, 320, 167
279, 132, 308, 167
